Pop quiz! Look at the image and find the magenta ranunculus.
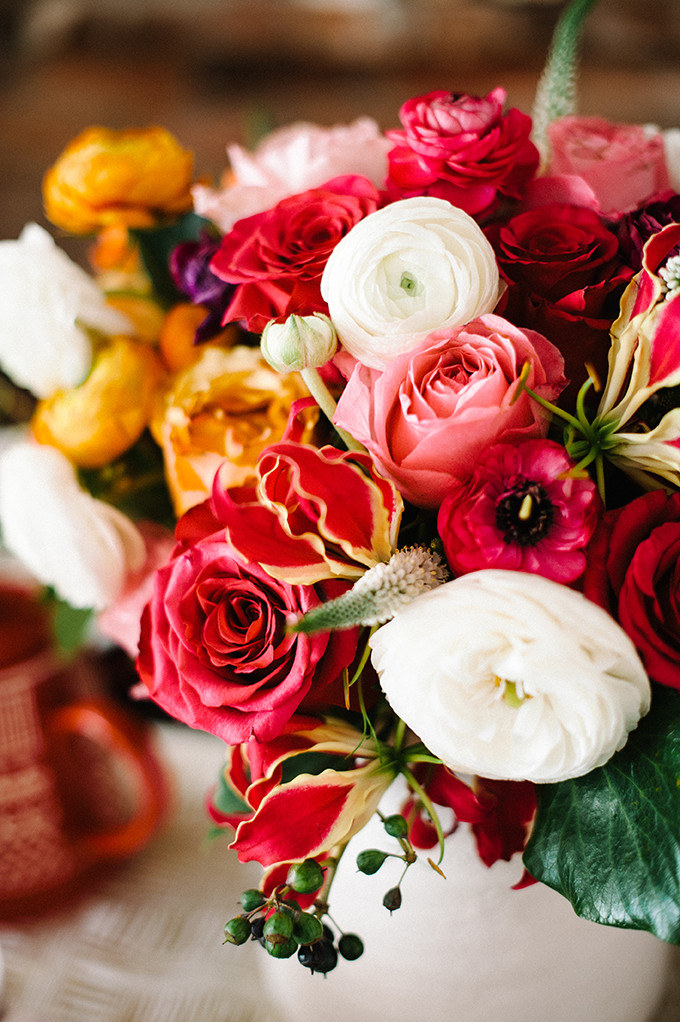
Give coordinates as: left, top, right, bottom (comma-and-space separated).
334, 313, 566, 509
136, 514, 358, 743
385, 88, 539, 217
583, 489, 680, 690
210, 174, 381, 333
546, 116, 671, 216
437, 439, 600, 583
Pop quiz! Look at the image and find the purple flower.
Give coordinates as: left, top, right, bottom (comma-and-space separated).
437, 439, 600, 584
616, 192, 680, 270
169, 232, 236, 343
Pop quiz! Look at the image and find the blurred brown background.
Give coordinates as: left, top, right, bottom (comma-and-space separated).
1, 0, 679, 251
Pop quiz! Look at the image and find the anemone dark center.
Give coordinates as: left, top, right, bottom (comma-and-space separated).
494, 477, 554, 547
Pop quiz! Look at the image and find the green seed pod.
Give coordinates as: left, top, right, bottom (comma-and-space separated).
338, 933, 364, 960
356, 849, 389, 875
240, 888, 266, 913
383, 814, 409, 838
263, 911, 295, 946
293, 912, 324, 946
223, 916, 251, 945
286, 858, 325, 894
383, 886, 402, 913
265, 935, 298, 959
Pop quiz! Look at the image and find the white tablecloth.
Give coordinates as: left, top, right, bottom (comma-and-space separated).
1, 722, 678, 1022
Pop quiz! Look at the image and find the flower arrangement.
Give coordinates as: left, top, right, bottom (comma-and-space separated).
1, 0, 680, 973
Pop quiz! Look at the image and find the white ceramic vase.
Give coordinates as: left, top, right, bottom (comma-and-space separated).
259, 785, 672, 1022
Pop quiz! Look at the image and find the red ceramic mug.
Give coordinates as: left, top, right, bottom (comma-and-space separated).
0, 583, 168, 920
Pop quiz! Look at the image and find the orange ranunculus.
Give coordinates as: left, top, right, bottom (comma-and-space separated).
43, 126, 194, 234
152, 344, 317, 515
158, 302, 238, 372
32, 336, 164, 468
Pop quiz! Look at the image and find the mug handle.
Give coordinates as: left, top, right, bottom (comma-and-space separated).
48, 699, 170, 862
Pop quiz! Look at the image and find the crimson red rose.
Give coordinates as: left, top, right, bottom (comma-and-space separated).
385, 88, 538, 218
137, 513, 358, 743
583, 489, 680, 690
491, 203, 633, 401
210, 174, 381, 332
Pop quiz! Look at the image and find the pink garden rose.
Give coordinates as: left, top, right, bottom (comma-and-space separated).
437, 439, 600, 583
136, 505, 358, 743
334, 314, 566, 508
210, 175, 381, 333
546, 116, 671, 216
98, 520, 175, 658
385, 89, 539, 217
192, 118, 391, 233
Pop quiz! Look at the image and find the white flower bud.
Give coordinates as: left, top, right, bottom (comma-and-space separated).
261, 313, 338, 373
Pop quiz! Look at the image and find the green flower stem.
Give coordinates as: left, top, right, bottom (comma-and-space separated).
400, 765, 446, 865
392, 717, 407, 754
300, 367, 366, 453
313, 845, 347, 917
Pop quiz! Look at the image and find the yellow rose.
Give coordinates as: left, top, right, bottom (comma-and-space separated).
152, 344, 317, 515
43, 126, 194, 234
32, 336, 164, 468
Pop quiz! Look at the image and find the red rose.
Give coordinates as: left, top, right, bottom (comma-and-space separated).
210, 174, 381, 332
137, 511, 358, 743
385, 88, 539, 218
583, 489, 680, 690
491, 203, 633, 400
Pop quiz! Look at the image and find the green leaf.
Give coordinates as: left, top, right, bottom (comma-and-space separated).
524, 685, 680, 944
212, 770, 250, 818
531, 0, 600, 166
50, 597, 94, 654
130, 212, 213, 307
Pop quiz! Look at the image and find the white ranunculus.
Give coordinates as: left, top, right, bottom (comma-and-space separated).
369, 569, 651, 783
0, 223, 130, 399
320, 196, 502, 370
0, 442, 146, 610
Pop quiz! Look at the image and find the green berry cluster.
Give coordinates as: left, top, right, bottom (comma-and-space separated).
355, 812, 415, 914
223, 857, 364, 974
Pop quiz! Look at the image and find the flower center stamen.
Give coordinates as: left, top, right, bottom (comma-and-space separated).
659, 253, 680, 301
493, 675, 530, 708
399, 271, 421, 296
495, 478, 554, 547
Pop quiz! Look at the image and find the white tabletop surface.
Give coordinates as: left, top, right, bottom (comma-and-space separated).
0, 721, 678, 1022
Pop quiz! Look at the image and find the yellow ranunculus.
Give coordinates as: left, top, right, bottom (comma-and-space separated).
152, 344, 317, 515
43, 126, 194, 234
32, 336, 164, 468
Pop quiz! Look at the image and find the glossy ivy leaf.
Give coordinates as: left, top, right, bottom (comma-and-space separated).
131, 212, 211, 307
524, 684, 680, 944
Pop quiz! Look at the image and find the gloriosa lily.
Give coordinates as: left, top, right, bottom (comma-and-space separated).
516, 222, 680, 497
594, 222, 680, 489
211, 440, 403, 585
209, 716, 398, 868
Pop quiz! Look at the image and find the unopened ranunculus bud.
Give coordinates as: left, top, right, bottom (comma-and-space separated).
261, 313, 337, 373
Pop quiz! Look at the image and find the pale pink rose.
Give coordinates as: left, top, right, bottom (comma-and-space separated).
333, 314, 566, 509
97, 521, 175, 657
193, 118, 391, 233
546, 116, 670, 216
